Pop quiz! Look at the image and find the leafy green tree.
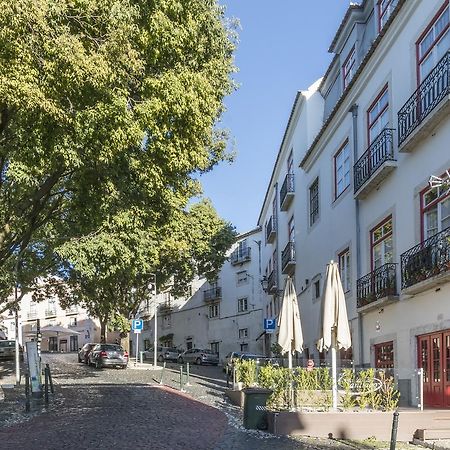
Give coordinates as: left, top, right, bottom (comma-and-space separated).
0, 0, 236, 307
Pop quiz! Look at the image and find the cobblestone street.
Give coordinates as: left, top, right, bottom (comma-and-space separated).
0, 354, 426, 450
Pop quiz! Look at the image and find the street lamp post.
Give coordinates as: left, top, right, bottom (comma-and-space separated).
14, 258, 21, 385
148, 274, 157, 368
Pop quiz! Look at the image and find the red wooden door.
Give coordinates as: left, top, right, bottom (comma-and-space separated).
418, 335, 432, 406
444, 331, 450, 408
430, 333, 443, 407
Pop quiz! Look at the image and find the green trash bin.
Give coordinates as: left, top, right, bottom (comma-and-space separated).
242, 388, 272, 430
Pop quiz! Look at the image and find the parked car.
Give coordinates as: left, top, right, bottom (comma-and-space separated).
88, 344, 128, 369
143, 346, 181, 362
78, 343, 97, 364
223, 351, 244, 372
178, 348, 219, 366
0, 340, 23, 361
239, 353, 277, 367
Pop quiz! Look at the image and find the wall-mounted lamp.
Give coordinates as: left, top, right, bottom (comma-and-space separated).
260, 275, 269, 293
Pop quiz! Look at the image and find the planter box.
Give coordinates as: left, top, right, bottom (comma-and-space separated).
225, 389, 245, 408
268, 409, 450, 442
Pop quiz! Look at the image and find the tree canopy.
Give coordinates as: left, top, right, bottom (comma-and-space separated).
0, 0, 237, 310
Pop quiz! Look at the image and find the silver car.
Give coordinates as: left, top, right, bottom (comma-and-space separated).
143, 346, 180, 362
178, 348, 219, 366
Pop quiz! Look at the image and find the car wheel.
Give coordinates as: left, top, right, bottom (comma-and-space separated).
158, 355, 164, 363
196, 357, 202, 366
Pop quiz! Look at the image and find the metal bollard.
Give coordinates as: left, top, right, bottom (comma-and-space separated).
226, 365, 229, 388
159, 362, 166, 385
179, 366, 184, 392
389, 410, 399, 450
25, 373, 30, 412
44, 367, 49, 404
185, 363, 191, 386
46, 364, 54, 394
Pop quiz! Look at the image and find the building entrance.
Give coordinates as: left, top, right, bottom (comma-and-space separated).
418, 330, 450, 408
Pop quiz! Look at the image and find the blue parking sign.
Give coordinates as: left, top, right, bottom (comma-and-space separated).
264, 318, 276, 334
132, 319, 143, 332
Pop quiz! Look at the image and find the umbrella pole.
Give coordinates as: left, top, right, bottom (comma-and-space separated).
331, 327, 338, 410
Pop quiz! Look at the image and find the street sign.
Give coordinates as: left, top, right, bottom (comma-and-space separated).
132, 319, 143, 334
264, 318, 276, 334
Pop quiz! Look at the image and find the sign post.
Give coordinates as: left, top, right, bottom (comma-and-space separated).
131, 319, 143, 365
26, 341, 41, 398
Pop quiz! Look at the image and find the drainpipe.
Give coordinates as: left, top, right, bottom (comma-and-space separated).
274, 182, 282, 313
350, 104, 364, 366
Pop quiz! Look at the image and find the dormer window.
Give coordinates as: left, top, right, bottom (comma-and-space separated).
378, 0, 398, 31
342, 46, 356, 89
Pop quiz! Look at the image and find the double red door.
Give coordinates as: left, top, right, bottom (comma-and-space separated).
418, 331, 450, 408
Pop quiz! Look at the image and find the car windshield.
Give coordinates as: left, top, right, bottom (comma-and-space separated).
102, 345, 123, 351
202, 349, 215, 354
0, 341, 15, 348
241, 354, 263, 360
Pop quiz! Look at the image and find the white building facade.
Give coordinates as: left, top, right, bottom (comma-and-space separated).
259, 0, 450, 408
137, 228, 265, 362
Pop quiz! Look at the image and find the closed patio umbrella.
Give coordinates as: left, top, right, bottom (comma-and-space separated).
277, 277, 304, 369
317, 260, 351, 410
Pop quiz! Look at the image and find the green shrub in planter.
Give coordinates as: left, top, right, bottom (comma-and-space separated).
235, 359, 257, 387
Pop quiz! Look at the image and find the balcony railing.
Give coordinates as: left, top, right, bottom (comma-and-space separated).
281, 241, 296, 275
230, 246, 251, 265
65, 306, 79, 315
356, 263, 398, 309
267, 269, 277, 295
401, 226, 450, 291
203, 287, 222, 302
27, 311, 37, 320
159, 302, 173, 313
45, 309, 57, 318
354, 128, 396, 194
280, 174, 295, 211
265, 216, 277, 244
398, 51, 450, 146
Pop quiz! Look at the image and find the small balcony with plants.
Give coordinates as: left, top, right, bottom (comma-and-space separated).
230, 246, 251, 266
280, 173, 295, 211
398, 50, 450, 152
354, 128, 397, 199
159, 302, 173, 314
45, 309, 57, 318
400, 226, 450, 295
265, 216, 277, 244
203, 286, 222, 302
281, 241, 296, 275
356, 263, 398, 312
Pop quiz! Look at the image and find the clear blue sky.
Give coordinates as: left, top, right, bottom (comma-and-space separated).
199, 0, 352, 234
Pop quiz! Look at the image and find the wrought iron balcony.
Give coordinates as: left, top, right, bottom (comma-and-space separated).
281, 241, 296, 275
45, 309, 57, 318
159, 302, 173, 313
280, 173, 295, 211
398, 51, 450, 150
230, 246, 251, 265
356, 263, 398, 310
65, 306, 79, 315
401, 226, 450, 294
267, 269, 277, 295
354, 128, 396, 198
203, 287, 222, 302
27, 311, 37, 320
265, 216, 277, 244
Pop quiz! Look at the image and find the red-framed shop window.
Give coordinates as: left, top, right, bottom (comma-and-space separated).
374, 341, 394, 368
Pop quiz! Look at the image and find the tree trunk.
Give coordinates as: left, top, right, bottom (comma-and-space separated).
100, 318, 107, 343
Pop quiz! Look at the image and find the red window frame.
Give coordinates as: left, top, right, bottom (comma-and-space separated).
420, 170, 450, 241
374, 341, 394, 368
342, 46, 356, 89
334, 139, 350, 199
378, 0, 396, 31
338, 247, 351, 293
416, 1, 450, 84
370, 215, 393, 271
367, 84, 389, 145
